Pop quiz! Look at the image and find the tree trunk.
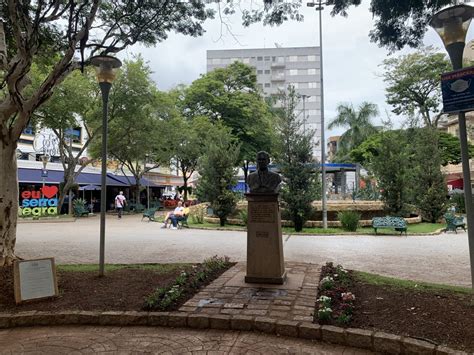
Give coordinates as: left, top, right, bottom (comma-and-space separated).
294, 214, 303, 232
183, 176, 188, 202
219, 217, 225, 227
0, 142, 19, 266
243, 161, 249, 193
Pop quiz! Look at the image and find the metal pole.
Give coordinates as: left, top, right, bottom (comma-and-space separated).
444, 41, 474, 288
458, 111, 474, 287
317, 0, 328, 229
145, 156, 150, 209
99, 82, 112, 277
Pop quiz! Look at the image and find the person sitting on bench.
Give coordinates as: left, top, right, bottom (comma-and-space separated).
161, 201, 184, 229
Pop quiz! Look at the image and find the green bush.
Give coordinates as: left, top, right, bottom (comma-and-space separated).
338, 211, 360, 232
239, 209, 248, 225
450, 192, 466, 214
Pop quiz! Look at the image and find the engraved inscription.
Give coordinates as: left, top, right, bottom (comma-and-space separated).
249, 203, 276, 223
256, 231, 269, 238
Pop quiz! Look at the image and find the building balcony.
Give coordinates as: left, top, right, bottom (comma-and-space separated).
271, 62, 286, 68
271, 75, 286, 82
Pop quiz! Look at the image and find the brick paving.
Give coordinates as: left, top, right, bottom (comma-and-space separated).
179, 263, 319, 323
0, 325, 372, 354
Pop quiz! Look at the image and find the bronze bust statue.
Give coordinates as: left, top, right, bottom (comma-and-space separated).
247, 151, 281, 194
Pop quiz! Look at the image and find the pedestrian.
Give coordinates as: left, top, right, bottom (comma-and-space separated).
115, 191, 126, 219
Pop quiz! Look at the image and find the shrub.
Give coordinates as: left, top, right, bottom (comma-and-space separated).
338, 211, 360, 232
450, 192, 466, 214
239, 209, 248, 225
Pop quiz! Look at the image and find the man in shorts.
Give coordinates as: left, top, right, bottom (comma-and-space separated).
115, 191, 126, 219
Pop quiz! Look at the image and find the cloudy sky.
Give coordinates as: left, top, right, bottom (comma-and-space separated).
125, 2, 458, 138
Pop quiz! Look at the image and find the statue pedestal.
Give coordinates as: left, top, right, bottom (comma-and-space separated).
245, 193, 286, 284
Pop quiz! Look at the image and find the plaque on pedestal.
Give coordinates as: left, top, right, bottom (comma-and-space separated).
245, 193, 286, 284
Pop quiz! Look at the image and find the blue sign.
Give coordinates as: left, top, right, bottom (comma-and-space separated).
41, 169, 48, 178
441, 67, 474, 113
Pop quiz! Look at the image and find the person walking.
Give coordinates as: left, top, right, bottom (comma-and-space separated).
115, 191, 126, 219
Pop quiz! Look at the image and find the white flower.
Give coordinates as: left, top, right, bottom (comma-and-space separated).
317, 296, 331, 303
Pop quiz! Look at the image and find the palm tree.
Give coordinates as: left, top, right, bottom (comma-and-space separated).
328, 102, 379, 161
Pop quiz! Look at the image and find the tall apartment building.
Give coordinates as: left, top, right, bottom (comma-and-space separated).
207, 46, 322, 159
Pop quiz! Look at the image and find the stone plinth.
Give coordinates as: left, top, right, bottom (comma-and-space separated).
245, 193, 286, 284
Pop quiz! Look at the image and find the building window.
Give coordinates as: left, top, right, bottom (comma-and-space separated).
299, 83, 308, 89
308, 109, 320, 115
298, 55, 307, 61
258, 83, 263, 89
289, 69, 298, 76
308, 68, 318, 75
290, 83, 299, 89
231, 57, 239, 63
17, 153, 30, 160
257, 56, 263, 61
264, 83, 271, 88
243, 57, 250, 63
308, 96, 317, 102
211, 58, 221, 64
277, 56, 285, 63
288, 55, 298, 62
257, 70, 263, 74
308, 82, 319, 88
264, 69, 270, 74
264, 56, 270, 61
308, 55, 317, 61
18, 139, 34, 145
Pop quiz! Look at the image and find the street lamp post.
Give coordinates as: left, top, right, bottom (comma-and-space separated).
430, 4, 474, 288
90, 55, 122, 277
308, 0, 328, 229
41, 154, 50, 197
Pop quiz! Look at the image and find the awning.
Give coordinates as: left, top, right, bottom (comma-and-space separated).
107, 174, 159, 187
447, 178, 464, 189
18, 168, 128, 187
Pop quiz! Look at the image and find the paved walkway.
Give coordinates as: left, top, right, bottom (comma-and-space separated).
179, 263, 318, 323
0, 326, 371, 354
16, 215, 472, 287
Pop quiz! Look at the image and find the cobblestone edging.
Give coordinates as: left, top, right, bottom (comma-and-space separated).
0, 311, 467, 354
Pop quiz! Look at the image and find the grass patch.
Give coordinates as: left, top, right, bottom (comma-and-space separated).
57, 263, 187, 273
189, 220, 444, 235
354, 271, 473, 295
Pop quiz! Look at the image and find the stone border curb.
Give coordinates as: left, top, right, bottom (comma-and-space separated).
0, 311, 468, 354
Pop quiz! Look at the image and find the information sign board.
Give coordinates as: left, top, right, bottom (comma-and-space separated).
13, 258, 58, 304
441, 66, 474, 113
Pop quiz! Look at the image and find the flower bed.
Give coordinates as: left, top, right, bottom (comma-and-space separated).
315, 262, 356, 326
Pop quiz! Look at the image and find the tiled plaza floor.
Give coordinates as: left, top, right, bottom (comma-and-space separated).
0, 325, 372, 354
179, 263, 319, 323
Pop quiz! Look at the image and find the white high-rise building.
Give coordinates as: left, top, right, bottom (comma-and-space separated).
207, 46, 322, 159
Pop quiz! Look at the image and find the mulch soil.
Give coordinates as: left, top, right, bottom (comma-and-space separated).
350, 281, 474, 352
0, 263, 231, 313
315, 265, 474, 352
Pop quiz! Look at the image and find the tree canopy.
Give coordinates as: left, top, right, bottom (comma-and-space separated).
382, 47, 451, 128
328, 102, 379, 161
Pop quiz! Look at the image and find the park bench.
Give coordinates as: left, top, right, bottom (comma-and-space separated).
151, 201, 164, 211
372, 216, 407, 235
444, 213, 466, 233
73, 205, 89, 217
142, 208, 157, 222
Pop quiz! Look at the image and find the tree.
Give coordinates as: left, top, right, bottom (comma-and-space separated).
328, 102, 379, 161
351, 130, 474, 168
382, 47, 451, 128
183, 62, 275, 189
0, 0, 218, 266
408, 128, 447, 222
370, 130, 410, 216
274, 87, 320, 232
196, 124, 240, 227
33, 68, 101, 213
89, 58, 168, 203
163, 115, 217, 202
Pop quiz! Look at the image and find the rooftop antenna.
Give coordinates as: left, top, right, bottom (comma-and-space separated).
275, 42, 282, 48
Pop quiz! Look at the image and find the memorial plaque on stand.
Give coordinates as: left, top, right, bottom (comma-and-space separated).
13, 258, 59, 304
